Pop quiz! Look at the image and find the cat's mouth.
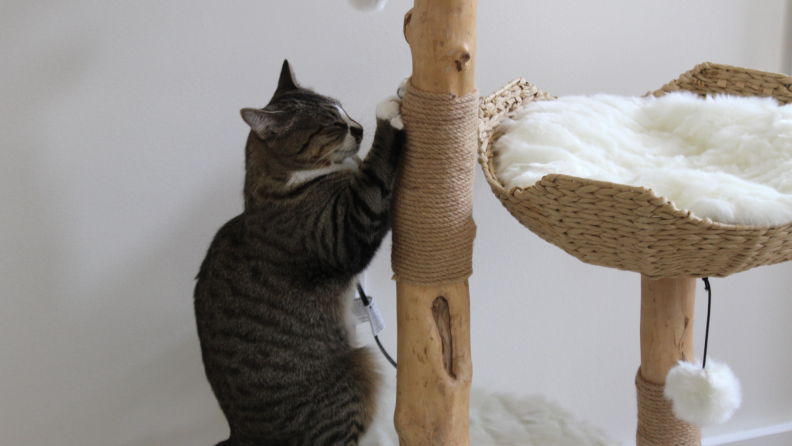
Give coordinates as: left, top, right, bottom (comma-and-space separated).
309, 148, 358, 167
328, 146, 360, 164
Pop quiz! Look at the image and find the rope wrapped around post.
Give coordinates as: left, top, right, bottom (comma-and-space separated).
636, 370, 701, 446
391, 80, 479, 287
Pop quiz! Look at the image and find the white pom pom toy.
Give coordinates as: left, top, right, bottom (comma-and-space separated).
664, 359, 742, 426
349, 0, 388, 11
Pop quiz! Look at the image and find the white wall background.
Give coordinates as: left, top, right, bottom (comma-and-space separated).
2, 1, 791, 445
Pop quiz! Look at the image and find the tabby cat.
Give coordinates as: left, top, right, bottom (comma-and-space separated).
194, 60, 404, 446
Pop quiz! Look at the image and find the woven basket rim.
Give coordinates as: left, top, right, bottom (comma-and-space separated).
478, 62, 792, 232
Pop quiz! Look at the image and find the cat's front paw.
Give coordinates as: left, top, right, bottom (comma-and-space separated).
376, 95, 403, 130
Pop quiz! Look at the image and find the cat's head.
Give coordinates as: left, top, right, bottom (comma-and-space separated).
241, 60, 363, 175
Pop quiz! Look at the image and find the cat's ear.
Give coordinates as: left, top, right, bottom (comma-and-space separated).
272, 59, 299, 98
241, 108, 283, 138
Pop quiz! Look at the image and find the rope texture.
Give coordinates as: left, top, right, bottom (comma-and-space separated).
635, 369, 701, 446
391, 81, 478, 286
477, 63, 792, 279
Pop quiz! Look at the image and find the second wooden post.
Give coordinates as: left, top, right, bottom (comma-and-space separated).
637, 276, 701, 446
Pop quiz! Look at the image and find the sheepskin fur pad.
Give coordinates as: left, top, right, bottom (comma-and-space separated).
494, 92, 792, 226
361, 373, 618, 446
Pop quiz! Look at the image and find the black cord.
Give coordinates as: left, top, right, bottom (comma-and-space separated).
702, 277, 712, 369
356, 284, 397, 369
357, 283, 371, 306
375, 334, 398, 368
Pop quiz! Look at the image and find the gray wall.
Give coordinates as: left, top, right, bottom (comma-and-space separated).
1, 1, 790, 445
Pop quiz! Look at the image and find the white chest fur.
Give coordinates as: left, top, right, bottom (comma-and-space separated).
287, 156, 359, 187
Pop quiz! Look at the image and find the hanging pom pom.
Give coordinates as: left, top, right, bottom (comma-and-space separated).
664, 359, 742, 426
348, 0, 388, 11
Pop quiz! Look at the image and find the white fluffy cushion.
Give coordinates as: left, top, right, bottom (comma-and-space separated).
362, 372, 618, 446
493, 92, 792, 226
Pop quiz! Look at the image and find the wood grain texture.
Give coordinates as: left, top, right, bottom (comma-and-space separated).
394, 281, 472, 446
640, 276, 697, 384
638, 276, 701, 446
403, 0, 478, 96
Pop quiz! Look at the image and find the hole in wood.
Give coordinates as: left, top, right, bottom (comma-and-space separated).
432, 296, 455, 378
454, 52, 471, 72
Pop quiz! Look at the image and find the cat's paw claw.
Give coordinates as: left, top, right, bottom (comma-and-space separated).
396, 78, 408, 99
376, 95, 402, 129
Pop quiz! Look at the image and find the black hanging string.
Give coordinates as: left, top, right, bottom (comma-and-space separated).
361, 279, 714, 372
702, 277, 712, 369
357, 284, 397, 369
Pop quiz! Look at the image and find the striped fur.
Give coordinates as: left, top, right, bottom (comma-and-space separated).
194, 61, 403, 446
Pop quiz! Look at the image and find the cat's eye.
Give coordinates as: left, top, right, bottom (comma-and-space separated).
333, 122, 348, 130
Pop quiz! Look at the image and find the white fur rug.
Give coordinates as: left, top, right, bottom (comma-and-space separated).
494, 92, 792, 226
361, 372, 618, 446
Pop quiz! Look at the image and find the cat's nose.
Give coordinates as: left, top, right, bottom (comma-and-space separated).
350, 125, 363, 143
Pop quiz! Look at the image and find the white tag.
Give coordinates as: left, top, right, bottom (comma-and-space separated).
366, 298, 386, 337
353, 296, 386, 337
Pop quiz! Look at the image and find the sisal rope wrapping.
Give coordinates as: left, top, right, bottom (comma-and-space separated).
391, 81, 478, 287
636, 369, 701, 446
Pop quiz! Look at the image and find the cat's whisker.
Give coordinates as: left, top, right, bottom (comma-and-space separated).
358, 116, 374, 131
354, 98, 371, 124
302, 143, 343, 171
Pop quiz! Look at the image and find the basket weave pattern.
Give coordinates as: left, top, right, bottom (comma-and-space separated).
478, 63, 792, 278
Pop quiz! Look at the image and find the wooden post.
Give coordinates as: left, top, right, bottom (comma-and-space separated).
638, 276, 701, 446
403, 1, 477, 96
640, 276, 696, 384
394, 282, 472, 445
394, 1, 477, 445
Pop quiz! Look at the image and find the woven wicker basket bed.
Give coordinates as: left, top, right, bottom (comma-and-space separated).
478, 63, 792, 279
